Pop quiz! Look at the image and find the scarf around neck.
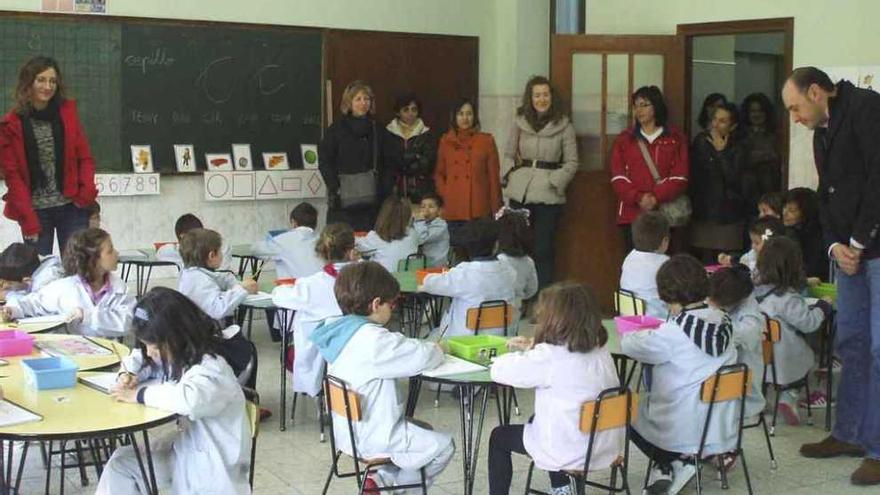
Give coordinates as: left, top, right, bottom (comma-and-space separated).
20, 100, 65, 192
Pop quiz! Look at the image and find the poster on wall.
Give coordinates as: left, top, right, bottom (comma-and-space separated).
74, 0, 107, 14
858, 66, 880, 93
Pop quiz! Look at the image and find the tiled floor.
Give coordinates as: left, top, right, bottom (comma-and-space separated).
7, 299, 873, 494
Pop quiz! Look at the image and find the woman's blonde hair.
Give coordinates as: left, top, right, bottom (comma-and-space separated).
315, 223, 355, 262
374, 196, 411, 242
339, 80, 375, 115
533, 282, 607, 353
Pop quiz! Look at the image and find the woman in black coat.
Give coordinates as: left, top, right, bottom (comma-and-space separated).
383, 93, 437, 202
689, 102, 748, 262
318, 80, 392, 231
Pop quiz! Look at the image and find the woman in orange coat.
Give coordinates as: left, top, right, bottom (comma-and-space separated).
434, 98, 502, 242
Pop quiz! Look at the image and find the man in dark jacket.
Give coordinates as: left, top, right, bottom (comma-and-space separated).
784, 66, 880, 486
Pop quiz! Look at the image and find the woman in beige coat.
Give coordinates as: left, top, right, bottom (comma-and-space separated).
501, 76, 578, 288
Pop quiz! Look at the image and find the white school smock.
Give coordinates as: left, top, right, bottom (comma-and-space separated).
250, 226, 323, 280
491, 343, 623, 472
619, 250, 669, 319
497, 253, 538, 330
6, 274, 134, 337
728, 296, 766, 418
131, 354, 250, 495
421, 259, 517, 337
178, 267, 248, 321
755, 285, 825, 386
413, 218, 450, 267
156, 242, 233, 271
327, 320, 449, 471
271, 262, 350, 397
739, 249, 757, 273
621, 308, 739, 456
355, 229, 419, 273
31, 255, 63, 292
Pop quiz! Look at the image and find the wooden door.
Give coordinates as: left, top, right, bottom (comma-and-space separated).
551, 35, 685, 313
323, 30, 478, 132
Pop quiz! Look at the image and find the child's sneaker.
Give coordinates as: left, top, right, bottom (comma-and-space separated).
361, 475, 380, 493
643, 464, 672, 494
551, 485, 573, 495
669, 460, 696, 494
799, 391, 834, 409
715, 453, 738, 480
777, 398, 801, 426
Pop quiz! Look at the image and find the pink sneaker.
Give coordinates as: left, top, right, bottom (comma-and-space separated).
799, 391, 834, 409
778, 400, 801, 426
362, 475, 380, 493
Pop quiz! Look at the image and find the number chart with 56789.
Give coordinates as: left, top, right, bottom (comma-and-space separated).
95, 174, 160, 196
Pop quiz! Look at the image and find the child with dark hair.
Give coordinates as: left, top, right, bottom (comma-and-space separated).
757, 192, 784, 219
0, 242, 63, 302
178, 228, 257, 322
621, 254, 737, 494
489, 282, 621, 495
710, 264, 766, 420
1, 228, 134, 337
783, 187, 827, 281
496, 208, 538, 329
310, 261, 454, 491
86, 201, 101, 229
422, 218, 517, 337
413, 192, 450, 267
156, 213, 232, 270
272, 223, 359, 398
620, 211, 670, 318
718, 215, 786, 275
754, 236, 831, 424
356, 196, 419, 272
97, 287, 250, 494
251, 202, 323, 279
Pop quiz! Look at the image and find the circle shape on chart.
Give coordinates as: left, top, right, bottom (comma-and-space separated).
304, 150, 318, 164
207, 174, 230, 199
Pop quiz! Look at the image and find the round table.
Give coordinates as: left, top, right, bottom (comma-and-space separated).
0, 336, 175, 495
3, 319, 68, 335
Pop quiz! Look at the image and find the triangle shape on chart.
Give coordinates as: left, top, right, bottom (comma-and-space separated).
258, 174, 278, 195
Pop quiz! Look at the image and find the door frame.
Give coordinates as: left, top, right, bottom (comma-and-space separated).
677, 17, 794, 186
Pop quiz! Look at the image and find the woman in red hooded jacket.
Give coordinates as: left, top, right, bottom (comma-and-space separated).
610, 86, 689, 252
0, 56, 97, 255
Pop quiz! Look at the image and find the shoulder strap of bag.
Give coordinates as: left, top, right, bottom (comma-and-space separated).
636, 139, 662, 184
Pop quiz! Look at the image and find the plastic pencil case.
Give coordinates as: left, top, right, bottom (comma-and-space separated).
614, 315, 663, 335
447, 335, 509, 364
21, 356, 79, 390
0, 330, 35, 357
808, 283, 837, 302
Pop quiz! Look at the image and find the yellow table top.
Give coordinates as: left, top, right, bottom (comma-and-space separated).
0, 373, 176, 439
2, 319, 68, 334
0, 335, 175, 439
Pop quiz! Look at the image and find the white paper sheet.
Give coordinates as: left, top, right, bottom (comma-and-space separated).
244, 292, 273, 303
0, 400, 42, 427
421, 354, 487, 378
16, 315, 69, 325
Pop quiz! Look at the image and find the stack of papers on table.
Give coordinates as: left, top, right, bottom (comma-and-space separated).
17, 315, 68, 326
422, 354, 487, 378
0, 400, 42, 427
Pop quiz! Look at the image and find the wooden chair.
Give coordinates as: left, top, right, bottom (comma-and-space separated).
614, 289, 646, 317
524, 388, 638, 495
644, 364, 754, 494
321, 375, 427, 494
762, 316, 813, 435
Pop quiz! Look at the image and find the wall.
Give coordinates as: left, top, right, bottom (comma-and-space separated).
0, 0, 550, 254
585, 0, 880, 188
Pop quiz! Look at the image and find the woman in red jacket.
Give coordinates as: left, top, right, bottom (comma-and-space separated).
610, 86, 689, 252
434, 98, 501, 240
0, 56, 97, 255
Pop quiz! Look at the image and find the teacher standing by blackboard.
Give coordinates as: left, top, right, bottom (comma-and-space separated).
319, 80, 391, 232
0, 56, 97, 255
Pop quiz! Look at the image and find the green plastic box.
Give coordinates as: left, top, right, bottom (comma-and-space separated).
808, 283, 837, 302
447, 335, 509, 364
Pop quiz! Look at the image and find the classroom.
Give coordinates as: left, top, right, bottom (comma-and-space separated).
0, 0, 878, 493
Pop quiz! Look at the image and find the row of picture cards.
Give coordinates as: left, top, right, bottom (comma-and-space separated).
130, 143, 319, 173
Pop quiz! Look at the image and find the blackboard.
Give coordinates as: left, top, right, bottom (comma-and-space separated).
0, 13, 322, 173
